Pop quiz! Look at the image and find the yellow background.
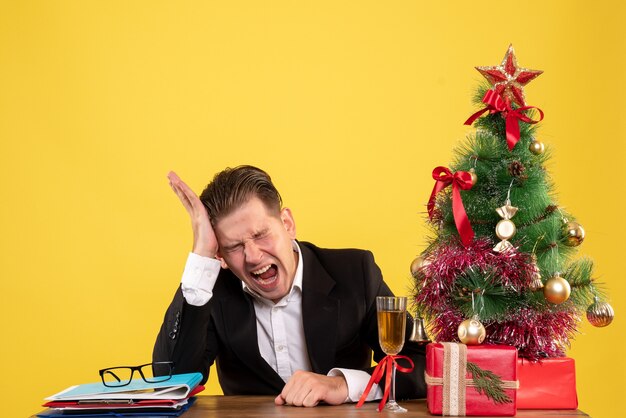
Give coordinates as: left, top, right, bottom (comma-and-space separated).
1, 1, 624, 417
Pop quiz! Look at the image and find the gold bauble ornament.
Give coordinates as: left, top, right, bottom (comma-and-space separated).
457, 316, 486, 345
562, 221, 585, 247
529, 140, 545, 155
543, 273, 571, 304
586, 298, 615, 327
410, 255, 432, 278
469, 168, 478, 186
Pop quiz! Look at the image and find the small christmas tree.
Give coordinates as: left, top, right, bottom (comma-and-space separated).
412, 45, 614, 361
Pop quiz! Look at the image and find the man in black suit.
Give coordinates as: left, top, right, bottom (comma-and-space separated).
153, 166, 425, 407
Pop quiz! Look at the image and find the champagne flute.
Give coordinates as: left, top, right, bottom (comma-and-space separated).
376, 296, 408, 413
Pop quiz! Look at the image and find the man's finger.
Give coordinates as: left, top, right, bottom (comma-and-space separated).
302, 391, 320, 408
171, 178, 205, 212
168, 171, 197, 199
167, 175, 205, 216
274, 395, 285, 405
170, 184, 193, 213
290, 385, 314, 407
167, 171, 181, 183
279, 376, 295, 403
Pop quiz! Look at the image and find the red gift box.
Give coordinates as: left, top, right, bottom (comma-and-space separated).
517, 357, 578, 409
426, 343, 518, 416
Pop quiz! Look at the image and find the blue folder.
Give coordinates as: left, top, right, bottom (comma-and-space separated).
46, 373, 203, 401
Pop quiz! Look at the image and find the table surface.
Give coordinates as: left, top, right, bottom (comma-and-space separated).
187, 396, 588, 418
33, 396, 590, 418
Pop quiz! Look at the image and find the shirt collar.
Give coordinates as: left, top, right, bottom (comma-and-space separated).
242, 240, 303, 304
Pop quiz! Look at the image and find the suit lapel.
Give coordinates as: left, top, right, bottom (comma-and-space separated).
219, 292, 284, 388
300, 244, 339, 374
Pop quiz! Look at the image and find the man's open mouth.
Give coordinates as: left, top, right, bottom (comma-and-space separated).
251, 264, 278, 285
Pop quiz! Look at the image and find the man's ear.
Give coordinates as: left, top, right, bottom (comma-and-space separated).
215, 252, 229, 269
280, 207, 296, 239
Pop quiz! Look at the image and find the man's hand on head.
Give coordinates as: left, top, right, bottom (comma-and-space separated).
167, 171, 219, 259
274, 370, 348, 407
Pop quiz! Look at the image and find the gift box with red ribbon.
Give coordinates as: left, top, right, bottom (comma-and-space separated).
426, 343, 518, 416
517, 357, 578, 409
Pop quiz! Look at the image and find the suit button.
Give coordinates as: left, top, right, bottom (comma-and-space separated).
169, 331, 177, 339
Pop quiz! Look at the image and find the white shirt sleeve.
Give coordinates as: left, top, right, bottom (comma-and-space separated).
328, 368, 382, 403
180, 252, 222, 306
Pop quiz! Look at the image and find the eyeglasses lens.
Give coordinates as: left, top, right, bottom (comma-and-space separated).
101, 368, 133, 387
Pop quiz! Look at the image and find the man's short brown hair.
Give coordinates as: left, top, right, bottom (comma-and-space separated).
199, 165, 283, 226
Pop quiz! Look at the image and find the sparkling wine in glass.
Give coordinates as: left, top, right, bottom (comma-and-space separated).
376, 296, 407, 413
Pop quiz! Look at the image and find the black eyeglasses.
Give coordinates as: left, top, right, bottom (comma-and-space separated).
99, 362, 174, 387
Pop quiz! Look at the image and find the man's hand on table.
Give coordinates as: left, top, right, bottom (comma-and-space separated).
274, 370, 349, 407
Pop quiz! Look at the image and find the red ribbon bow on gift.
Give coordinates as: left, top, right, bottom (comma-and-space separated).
464, 89, 544, 151
427, 166, 474, 247
356, 355, 414, 412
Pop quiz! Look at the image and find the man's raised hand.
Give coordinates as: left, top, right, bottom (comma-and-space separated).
167, 171, 218, 259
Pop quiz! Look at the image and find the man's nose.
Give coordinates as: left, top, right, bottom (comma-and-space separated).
244, 241, 263, 263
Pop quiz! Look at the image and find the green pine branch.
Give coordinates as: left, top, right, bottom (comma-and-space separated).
453, 268, 531, 321
563, 258, 600, 308
466, 361, 513, 404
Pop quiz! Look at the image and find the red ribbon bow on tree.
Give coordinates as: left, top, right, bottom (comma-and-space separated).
356, 355, 414, 412
427, 167, 474, 247
464, 89, 544, 151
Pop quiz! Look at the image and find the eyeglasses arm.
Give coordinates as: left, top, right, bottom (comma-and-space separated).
101, 370, 122, 383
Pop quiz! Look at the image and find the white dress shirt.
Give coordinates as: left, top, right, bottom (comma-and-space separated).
180, 241, 382, 403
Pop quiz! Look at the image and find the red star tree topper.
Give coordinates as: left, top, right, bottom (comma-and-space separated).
476, 44, 542, 107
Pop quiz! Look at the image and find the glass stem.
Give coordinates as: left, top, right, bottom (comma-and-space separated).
390, 362, 397, 404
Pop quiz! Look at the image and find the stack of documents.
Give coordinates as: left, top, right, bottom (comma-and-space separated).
38, 373, 204, 417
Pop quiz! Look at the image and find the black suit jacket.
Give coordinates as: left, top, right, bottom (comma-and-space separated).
153, 241, 426, 399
